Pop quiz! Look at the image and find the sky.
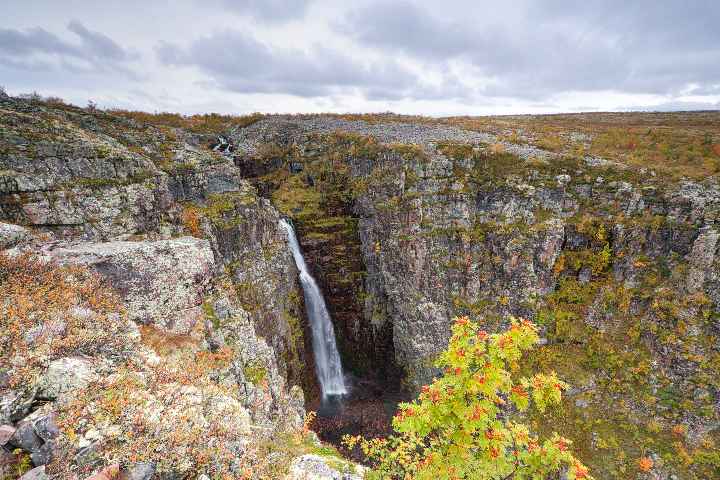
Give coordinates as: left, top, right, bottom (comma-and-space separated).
1, 0, 719, 116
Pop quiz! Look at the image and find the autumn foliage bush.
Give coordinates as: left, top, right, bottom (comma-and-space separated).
0, 253, 133, 388
344, 316, 591, 480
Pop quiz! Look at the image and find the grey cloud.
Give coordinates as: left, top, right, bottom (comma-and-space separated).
0, 26, 81, 57
157, 29, 432, 99
0, 20, 135, 69
67, 20, 131, 61
339, 1, 720, 100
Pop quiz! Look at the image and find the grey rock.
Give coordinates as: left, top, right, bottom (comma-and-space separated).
19, 466, 49, 480
33, 413, 60, 442
556, 174, 571, 187
578, 267, 592, 283
120, 462, 156, 480
36, 356, 96, 400
10, 420, 43, 452
0, 424, 16, 445
0, 388, 36, 424
686, 227, 718, 292
30, 440, 56, 466
286, 455, 363, 480
47, 237, 215, 333
0, 222, 30, 249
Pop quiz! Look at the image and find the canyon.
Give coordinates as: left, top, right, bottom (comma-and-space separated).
1, 91, 719, 479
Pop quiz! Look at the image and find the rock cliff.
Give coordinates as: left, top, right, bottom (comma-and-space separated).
230, 115, 720, 479
0, 97, 356, 478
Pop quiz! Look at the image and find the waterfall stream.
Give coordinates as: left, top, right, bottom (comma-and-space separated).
280, 219, 347, 398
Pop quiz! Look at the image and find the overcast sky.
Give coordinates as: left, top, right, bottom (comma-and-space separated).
2, 0, 719, 115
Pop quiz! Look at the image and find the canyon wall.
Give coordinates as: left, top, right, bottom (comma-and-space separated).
231, 116, 720, 479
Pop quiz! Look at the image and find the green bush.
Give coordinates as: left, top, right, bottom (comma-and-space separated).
345, 316, 591, 479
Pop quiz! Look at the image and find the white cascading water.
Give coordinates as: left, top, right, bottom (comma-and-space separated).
280, 219, 347, 398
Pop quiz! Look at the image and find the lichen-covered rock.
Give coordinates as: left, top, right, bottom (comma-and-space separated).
18, 465, 49, 480
686, 226, 719, 293
46, 238, 215, 332
120, 462, 155, 480
0, 424, 15, 445
35, 357, 96, 401
203, 295, 305, 429
0, 222, 30, 249
286, 455, 364, 480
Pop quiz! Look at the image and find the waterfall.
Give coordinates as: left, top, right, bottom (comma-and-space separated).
280, 219, 347, 398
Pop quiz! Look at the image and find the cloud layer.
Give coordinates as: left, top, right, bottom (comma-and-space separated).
1, 0, 718, 114
0, 20, 135, 73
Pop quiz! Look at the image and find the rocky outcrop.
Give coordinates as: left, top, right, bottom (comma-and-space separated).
0, 96, 315, 478
45, 237, 215, 332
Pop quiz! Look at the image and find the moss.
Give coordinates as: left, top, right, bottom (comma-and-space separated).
197, 191, 257, 228
202, 299, 220, 329
243, 360, 267, 384
235, 281, 262, 312
437, 141, 475, 160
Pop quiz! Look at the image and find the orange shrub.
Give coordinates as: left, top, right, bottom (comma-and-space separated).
638, 456, 654, 472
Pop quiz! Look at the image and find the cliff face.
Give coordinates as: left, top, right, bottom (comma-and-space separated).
0, 98, 364, 479
231, 116, 720, 479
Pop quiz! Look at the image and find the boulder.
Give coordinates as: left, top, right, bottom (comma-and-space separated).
36, 356, 96, 400
0, 388, 36, 424
119, 462, 156, 480
19, 466, 49, 480
0, 424, 15, 445
9, 420, 43, 452
0, 222, 30, 249
47, 237, 215, 333
32, 412, 60, 442
30, 440, 56, 466
286, 455, 364, 480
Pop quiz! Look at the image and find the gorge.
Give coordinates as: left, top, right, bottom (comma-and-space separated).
0, 90, 719, 480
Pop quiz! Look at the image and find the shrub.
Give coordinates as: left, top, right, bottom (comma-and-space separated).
344, 316, 591, 480
0, 253, 133, 389
181, 205, 203, 237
